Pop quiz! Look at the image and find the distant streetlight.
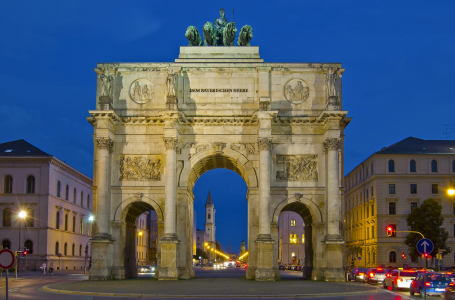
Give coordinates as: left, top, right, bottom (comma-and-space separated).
84, 215, 95, 274
448, 176, 455, 196
88, 215, 94, 222
17, 210, 27, 277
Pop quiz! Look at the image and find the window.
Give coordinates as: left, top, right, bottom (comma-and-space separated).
453, 224, 455, 237
410, 160, 416, 172
208, 213, 211, 220
56, 211, 60, 229
25, 208, 33, 227
57, 181, 61, 198
79, 245, 82, 256
24, 240, 33, 254
371, 186, 374, 197
366, 206, 369, 218
72, 216, 76, 232
453, 202, 455, 215
389, 251, 397, 263
431, 160, 438, 172
289, 234, 297, 243
81, 192, 83, 207
64, 214, 68, 231
453, 160, 455, 172
302, 234, 305, 243
3, 208, 12, 227
388, 160, 395, 172
80, 219, 83, 234
64, 243, 67, 256
410, 184, 417, 194
87, 195, 90, 209
72, 244, 75, 256
431, 184, 438, 194
86, 220, 89, 235
291, 219, 296, 226
371, 204, 374, 216
366, 189, 369, 199
389, 202, 396, 215
4, 175, 12, 193
65, 185, 69, 200
2, 239, 11, 249
26, 175, 35, 193
55, 242, 59, 255
73, 188, 76, 203
372, 225, 375, 238
389, 184, 396, 194
411, 202, 418, 212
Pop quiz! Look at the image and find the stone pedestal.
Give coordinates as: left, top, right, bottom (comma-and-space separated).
322, 240, 345, 281
158, 236, 179, 280
255, 235, 275, 281
89, 238, 114, 280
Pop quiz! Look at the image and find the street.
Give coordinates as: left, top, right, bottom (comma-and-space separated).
0, 269, 449, 299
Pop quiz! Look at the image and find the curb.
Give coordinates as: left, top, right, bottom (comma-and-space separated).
41, 283, 382, 298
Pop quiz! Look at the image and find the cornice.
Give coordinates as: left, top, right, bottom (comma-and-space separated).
180, 116, 258, 125
50, 159, 93, 186
316, 111, 349, 123
0, 157, 52, 165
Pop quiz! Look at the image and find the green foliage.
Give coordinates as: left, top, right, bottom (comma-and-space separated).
405, 198, 450, 259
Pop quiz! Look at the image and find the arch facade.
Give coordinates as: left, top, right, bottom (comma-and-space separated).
88, 46, 349, 282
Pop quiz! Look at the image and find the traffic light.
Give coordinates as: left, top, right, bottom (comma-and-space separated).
386, 226, 393, 237
401, 252, 406, 259
386, 225, 396, 237
22, 248, 28, 258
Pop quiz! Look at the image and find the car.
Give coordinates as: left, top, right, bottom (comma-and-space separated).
354, 268, 369, 283
278, 265, 285, 270
366, 267, 387, 285
347, 268, 363, 281
445, 281, 455, 300
410, 272, 452, 297
138, 265, 152, 273
383, 269, 419, 290
444, 271, 455, 282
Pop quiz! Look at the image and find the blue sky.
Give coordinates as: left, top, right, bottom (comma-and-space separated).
1, 1, 455, 254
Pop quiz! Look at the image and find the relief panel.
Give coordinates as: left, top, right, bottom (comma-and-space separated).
119, 155, 162, 180
276, 155, 318, 181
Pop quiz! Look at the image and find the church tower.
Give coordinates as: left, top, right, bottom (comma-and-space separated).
204, 191, 216, 259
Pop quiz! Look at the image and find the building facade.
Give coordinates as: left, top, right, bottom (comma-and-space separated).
147, 210, 158, 266
136, 212, 148, 266
278, 211, 305, 265
344, 137, 455, 269
204, 191, 216, 260
0, 140, 93, 271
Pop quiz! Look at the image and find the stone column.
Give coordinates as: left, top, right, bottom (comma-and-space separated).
323, 138, 341, 239
95, 137, 113, 237
159, 137, 179, 280
258, 137, 272, 237
163, 137, 178, 238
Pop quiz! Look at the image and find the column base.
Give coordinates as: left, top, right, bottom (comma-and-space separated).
255, 235, 275, 281
89, 237, 115, 281
321, 239, 345, 281
158, 235, 179, 280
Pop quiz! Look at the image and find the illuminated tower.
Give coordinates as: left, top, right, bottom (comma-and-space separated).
205, 191, 216, 260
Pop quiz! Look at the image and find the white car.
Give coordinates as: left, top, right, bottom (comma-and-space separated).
383, 269, 419, 290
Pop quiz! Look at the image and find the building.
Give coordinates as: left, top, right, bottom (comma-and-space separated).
344, 137, 455, 269
147, 210, 158, 266
136, 212, 148, 266
204, 191, 216, 260
278, 211, 305, 265
0, 139, 93, 271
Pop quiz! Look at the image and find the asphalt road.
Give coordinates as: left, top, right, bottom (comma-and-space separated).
0, 269, 448, 299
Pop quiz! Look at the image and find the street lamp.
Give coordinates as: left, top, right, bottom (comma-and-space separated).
17, 211, 26, 277
84, 215, 95, 274
448, 176, 455, 195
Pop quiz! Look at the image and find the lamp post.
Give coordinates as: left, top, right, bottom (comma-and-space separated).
84, 215, 94, 275
17, 211, 26, 277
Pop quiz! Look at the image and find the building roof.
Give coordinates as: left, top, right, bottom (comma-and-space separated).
206, 190, 213, 205
375, 137, 455, 155
0, 139, 51, 157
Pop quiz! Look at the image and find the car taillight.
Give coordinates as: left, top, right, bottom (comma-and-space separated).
448, 272, 453, 275
386, 274, 391, 277
397, 278, 403, 282
359, 273, 363, 275
449, 282, 455, 287
425, 282, 431, 287
370, 273, 375, 277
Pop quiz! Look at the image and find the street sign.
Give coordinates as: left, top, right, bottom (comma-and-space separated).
358, 257, 361, 260
416, 238, 434, 255
0, 249, 15, 270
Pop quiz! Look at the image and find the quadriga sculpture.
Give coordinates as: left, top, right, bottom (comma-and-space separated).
185, 26, 203, 46
223, 22, 237, 46
237, 25, 253, 46
203, 22, 217, 46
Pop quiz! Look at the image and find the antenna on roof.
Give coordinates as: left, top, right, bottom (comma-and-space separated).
440, 124, 455, 140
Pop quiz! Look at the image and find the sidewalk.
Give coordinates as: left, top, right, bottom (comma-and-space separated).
43, 277, 379, 298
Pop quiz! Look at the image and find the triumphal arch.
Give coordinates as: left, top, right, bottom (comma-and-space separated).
87, 17, 350, 281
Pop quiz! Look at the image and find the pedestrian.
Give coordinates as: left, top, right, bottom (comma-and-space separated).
40, 263, 46, 275
48, 262, 54, 275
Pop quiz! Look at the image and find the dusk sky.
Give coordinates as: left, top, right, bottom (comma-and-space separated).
2, 1, 455, 254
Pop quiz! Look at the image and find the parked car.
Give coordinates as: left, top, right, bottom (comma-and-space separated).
410, 272, 452, 297
444, 271, 455, 282
366, 267, 387, 285
138, 265, 152, 273
354, 268, 369, 283
445, 280, 455, 300
383, 269, 419, 290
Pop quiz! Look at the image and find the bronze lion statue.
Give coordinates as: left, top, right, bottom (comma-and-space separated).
223, 22, 237, 46
203, 22, 217, 46
185, 26, 203, 46
238, 25, 253, 46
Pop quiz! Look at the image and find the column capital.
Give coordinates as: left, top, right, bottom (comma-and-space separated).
323, 138, 341, 152
257, 137, 273, 151
163, 137, 179, 150
95, 137, 114, 150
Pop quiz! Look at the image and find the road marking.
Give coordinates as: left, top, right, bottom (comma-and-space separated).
383, 289, 413, 300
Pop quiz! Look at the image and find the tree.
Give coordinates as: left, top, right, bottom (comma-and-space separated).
405, 198, 450, 260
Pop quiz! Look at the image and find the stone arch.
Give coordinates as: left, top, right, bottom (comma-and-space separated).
179, 148, 257, 191
272, 195, 322, 224
114, 193, 163, 223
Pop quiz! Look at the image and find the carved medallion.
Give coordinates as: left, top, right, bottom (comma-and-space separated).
276, 155, 318, 181
119, 156, 161, 180
129, 79, 154, 104
284, 79, 309, 104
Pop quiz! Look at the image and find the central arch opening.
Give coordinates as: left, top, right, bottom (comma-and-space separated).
190, 153, 249, 277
